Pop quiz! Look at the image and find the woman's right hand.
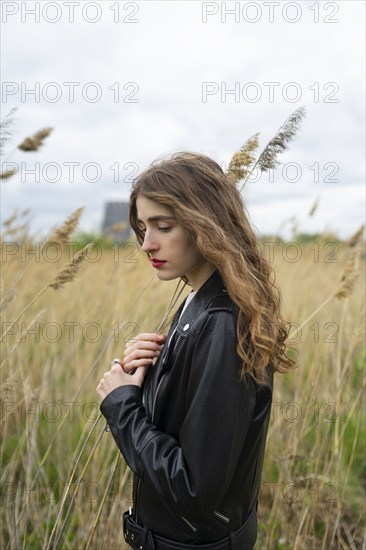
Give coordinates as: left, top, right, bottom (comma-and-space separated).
122, 333, 167, 374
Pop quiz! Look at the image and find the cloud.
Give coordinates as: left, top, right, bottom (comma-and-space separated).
1, 0, 364, 239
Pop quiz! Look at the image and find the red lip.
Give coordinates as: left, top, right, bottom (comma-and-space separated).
151, 258, 166, 262
151, 259, 166, 268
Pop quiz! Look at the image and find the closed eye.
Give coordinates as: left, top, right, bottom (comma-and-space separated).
139, 227, 172, 233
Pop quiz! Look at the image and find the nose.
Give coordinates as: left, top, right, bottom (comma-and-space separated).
141, 229, 159, 255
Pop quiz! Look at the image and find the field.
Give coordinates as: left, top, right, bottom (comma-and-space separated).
1, 216, 365, 550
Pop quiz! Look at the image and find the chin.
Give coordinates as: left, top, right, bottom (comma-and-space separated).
156, 269, 182, 282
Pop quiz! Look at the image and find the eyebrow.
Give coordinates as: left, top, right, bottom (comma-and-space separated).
136, 215, 176, 223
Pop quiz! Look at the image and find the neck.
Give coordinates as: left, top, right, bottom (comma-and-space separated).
187, 263, 217, 292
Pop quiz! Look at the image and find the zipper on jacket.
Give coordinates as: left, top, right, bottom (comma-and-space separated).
135, 328, 181, 521
180, 514, 198, 532
151, 372, 166, 423
142, 383, 146, 407
135, 478, 140, 523
135, 325, 183, 531
151, 331, 182, 422
213, 510, 230, 524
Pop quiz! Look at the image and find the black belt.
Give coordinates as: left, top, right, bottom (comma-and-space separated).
123, 506, 257, 550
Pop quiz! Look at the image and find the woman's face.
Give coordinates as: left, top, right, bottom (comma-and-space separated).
136, 195, 215, 291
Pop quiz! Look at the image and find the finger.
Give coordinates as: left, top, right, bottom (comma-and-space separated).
110, 363, 124, 373
124, 348, 161, 362
126, 341, 163, 354
122, 358, 155, 372
123, 351, 160, 370
125, 340, 137, 349
124, 336, 167, 365
137, 333, 165, 341
97, 380, 105, 391
96, 385, 107, 399
124, 340, 165, 359
123, 354, 158, 371
131, 365, 148, 385
127, 333, 167, 345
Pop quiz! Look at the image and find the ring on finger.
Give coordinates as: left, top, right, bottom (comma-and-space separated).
110, 358, 121, 368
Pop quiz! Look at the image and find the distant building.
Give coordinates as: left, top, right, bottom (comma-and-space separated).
102, 201, 133, 243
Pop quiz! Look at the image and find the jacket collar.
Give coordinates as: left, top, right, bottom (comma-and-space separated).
174, 269, 228, 335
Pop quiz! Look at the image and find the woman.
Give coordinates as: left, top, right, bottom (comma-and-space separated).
96, 152, 294, 549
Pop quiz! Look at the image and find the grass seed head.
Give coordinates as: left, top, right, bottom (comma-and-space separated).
334, 244, 361, 299
0, 288, 15, 312
308, 196, 320, 217
48, 243, 93, 290
47, 207, 85, 247
18, 127, 53, 152
0, 167, 18, 180
348, 225, 365, 248
226, 133, 259, 186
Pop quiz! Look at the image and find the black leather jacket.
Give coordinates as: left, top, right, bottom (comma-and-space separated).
100, 269, 273, 545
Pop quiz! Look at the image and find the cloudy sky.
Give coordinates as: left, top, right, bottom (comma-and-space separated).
1, 0, 365, 239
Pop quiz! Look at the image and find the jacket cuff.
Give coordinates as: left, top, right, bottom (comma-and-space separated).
99, 385, 145, 478
100, 385, 142, 418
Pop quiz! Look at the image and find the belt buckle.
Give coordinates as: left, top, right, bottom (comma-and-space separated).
123, 509, 155, 550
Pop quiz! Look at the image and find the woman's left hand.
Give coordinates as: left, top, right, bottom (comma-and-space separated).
96, 360, 147, 401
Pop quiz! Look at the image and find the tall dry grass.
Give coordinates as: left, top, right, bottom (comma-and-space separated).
0, 210, 364, 550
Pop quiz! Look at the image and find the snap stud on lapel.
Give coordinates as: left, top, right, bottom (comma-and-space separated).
183, 323, 190, 331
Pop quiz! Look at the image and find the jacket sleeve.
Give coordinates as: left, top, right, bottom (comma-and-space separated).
100, 311, 257, 522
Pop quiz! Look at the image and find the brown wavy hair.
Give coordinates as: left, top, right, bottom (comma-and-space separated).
129, 151, 295, 384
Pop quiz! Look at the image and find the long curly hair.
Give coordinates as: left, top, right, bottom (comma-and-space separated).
129, 151, 295, 384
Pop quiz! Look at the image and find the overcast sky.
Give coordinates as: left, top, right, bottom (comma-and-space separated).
1, 0, 365, 240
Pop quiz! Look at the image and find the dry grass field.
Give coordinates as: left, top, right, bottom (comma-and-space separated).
1, 214, 365, 549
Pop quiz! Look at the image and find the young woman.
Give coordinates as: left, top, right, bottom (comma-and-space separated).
96, 152, 294, 549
